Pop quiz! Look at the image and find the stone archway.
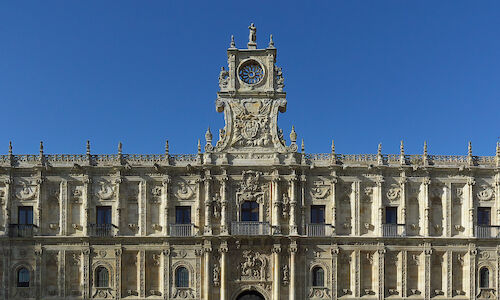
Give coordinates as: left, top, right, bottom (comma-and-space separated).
236, 290, 266, 300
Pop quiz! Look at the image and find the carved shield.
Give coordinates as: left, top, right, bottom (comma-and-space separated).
242, 120, 259, 140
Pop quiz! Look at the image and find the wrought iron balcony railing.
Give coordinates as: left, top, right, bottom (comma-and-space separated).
382, 224, 407, 237
88, 224, 116, 237
231, 221, 270, 236
307, 223, 334, 237
169, 224, 195, 237
475, 225, 500, 238
8, 224, 36, 237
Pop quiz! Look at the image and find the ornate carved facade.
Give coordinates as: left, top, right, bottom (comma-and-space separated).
1, 25, 500, 300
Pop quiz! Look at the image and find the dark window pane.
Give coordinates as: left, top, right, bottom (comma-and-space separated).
176, 267, 189, 287
17, 268, 30, 287
312, 267, 324, 286
241, 201, 259, 221
96, 206, 112, 225
311, 206, 325, 224
478, 208, 491, 226
18, 207, 33, 225
176, 207, 191, 224
480, 267, 489, 288
385, 207, 398, 224
96, 267, 109, 287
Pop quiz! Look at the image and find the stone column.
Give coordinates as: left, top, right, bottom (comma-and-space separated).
204, 176, 212, 235
58, 250, 66, 298
377, 248, 385, 300
115, 177, 122, 236
196, 179, 202, 235
300, 175, 306, 234
2, 248, 10, 300
353, 181, 360, 236
82, 248, 90, 299
60, 180, 68, 235
162, 176, 171, 236
35, 177, 43, 231
115, 248, 122, 299
354, 249, 360, 297
139, 181, 147, 236
163, 245, 171, 300
401, 250, 407, 298
469, 247, 477, 300
3, 179, 11, 237
330, 174, 338, 236
375, 177, 384, 236
444, 183, 452, 237
219, 242, 228, 300
330, 245, 339, 300
34, 247, 42, 299
465, 178, 475, 237
203, 243, 212, 300
424, 248, 432, 300
445, 250, 452, 298
422, 177, 431, 237
272, 244, 281, 300
289, 174, 298, 235
272, 174, 281, 234
139, 250, 146, 298
220, 175, 229, 235
83, 177, 91, 236
399, 175, 407, 230
289, 242, 298, 300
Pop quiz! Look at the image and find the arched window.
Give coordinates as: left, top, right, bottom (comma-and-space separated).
312, 266, 324, 287
175, 266, 189, 288
480, 267, 490, 288
241, 201, 259, 222
95, 266, 109, 287
17, 267, 30, 287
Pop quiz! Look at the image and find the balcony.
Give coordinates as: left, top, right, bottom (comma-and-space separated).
169, 224, 195, 237
382, 224, 406, 237
476, 225, 500, 238
9, 224, 36, 237
231, 222, 270, 236
307, 224, 334, 237
88, 224, 116, 237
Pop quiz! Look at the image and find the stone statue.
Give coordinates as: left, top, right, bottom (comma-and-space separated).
248, 23, 257, 48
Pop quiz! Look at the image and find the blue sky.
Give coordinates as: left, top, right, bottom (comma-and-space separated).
0, 1, 498, 156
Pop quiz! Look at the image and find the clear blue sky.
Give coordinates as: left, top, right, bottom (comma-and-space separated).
1, 1, 498, 156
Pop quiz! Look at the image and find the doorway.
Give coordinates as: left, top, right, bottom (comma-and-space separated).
236, 290, 265, 300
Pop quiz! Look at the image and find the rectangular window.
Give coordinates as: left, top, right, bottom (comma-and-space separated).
241, 201, 259, 222
311, 205, 325, 224
478, 207, 491, 226
18, 206, 33, 225
175, 206, 191, 224
96, 206, 112, 225
385, 207, 398, 224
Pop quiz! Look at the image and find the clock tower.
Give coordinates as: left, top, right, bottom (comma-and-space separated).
209, 24, 297, 156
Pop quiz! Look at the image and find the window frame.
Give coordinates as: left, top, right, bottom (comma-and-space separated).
95, 266, 110, 288
241, 201, 259, 222
310, 205, 326, 224
17, 267, 30, 287
175, 206, 192, 224
18, 206, 33, 225
96, 206, 112, 225
311, 266, 325, 287
478, 207, 491, 226
175, 266, 189, 288
385, 207, 398, 225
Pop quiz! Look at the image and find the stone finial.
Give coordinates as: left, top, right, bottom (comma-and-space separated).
377, 143, 383, 165
301, 139, 305, 153
165, 140, 169, 156
86, 140, 91, 155
8, 141, 12, 156
400, 140, 405, 165
377, 143, 382, 155
268, 34, 275, 48
205, 127, 213, 144
423, 141, 429, 166
331, 139, 335, 155
248, 23, 257, 49
39, 141, 44, 156
198, 139, 201, 154
468, 141, 472, 156
230, 35, 236, 49
118, 142, 122, 155
496, 142, 500, 167
289, 126, 297, 143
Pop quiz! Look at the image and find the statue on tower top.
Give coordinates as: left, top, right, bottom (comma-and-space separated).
248, 23, 257, 49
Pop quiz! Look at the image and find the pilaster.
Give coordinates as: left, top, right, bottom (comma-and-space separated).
466, 177, 475, 237
330, 245, 338, 300
445, 250, 452, 298
3, 178, 11, 237
83, 248, 90, 299
220, 175, 229, 235
300, 174, 306, 234
469, 246, 477, 300
139, 250, 146, 298
60, 180, 68, 236
444, 183, 452, 237
83, 176, 91, 236
114, 177, 122, 235
58, 250, 66, 298
163, 244, 171, 300
354, 249, 360, 297
139, 181, 147, 236
162, 176, 171, 236
422, 177, 431, 237
203, 175, 212, 235
375, 177, 384, 236
401, 250, 407, 298
203, 242, 212, 300
289, 173, 298, 235
272, 244, 281, 300
353, 181, 360, 236
219, 241, 228, 300
34, 246, 42, 299
115, 248, 122, 299
272, 172, 281, 234
399, 174, 407, 227
424, 247, 432, 300
377, 247, 385, 300
330, 173, 337, 236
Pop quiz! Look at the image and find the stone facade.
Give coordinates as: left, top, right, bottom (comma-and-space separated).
1, 25, 500, 300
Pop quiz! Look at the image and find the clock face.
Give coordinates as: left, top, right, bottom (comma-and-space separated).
238, 61, 264, 84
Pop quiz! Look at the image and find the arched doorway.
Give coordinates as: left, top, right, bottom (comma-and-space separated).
236, 290, 265, 300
